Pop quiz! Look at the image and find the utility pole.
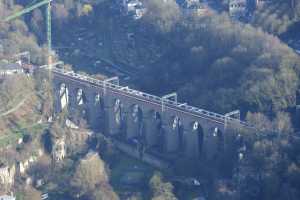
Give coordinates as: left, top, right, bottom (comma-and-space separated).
103, 76, 119, 95
224, 110, 240, 130
161, 92, 177, 112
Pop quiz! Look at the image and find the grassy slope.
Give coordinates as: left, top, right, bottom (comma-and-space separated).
0, 74, 51, 149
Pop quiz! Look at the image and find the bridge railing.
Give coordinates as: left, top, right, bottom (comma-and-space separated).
52, 67, 254, 129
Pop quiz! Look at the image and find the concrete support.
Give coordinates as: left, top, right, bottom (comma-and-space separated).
104, 96, 122, 136
162, 116, 180, 153
85, 92, 104, 131
53, 83, 62, 114
144, 110, 161, 147
296, 105, 300, 131
67, 86, 78, 114
203, 127, 223, 161
126, 105, 143, 140
183, 122, 204, 158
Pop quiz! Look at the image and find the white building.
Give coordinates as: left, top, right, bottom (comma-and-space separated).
133, 7, 147, 20
182, 0, 210, 16
229, 0, 247, 19
0, 60, 23, 76
0, 195, 16, 200
184, 0, 200, 8
122, 0, 147, 20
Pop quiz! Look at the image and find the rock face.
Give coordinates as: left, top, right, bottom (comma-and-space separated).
17, 148, 44, 175
0, 164, 15, 191
50, 118, 90, 162
65, 129, 90, 156
19, 155, 39, 175
66, 119, 79, 129
52, 137, 66, 162
0, 147, 44, 193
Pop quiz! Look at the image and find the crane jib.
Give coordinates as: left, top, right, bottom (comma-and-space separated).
3, 0, 53, 72
3, 0, 51, 22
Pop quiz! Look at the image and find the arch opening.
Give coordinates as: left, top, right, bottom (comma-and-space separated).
95, 93, 101, 105
192, 121, 204, 155
94, 93, 104, 110
145, 110, 162, 149
213, 127, 224, 153
131, 104, 143, 124
59, 83, 69, 110
172, 116, 181, 130
153, 111, 162, 129
167, 115, 183, 152
76, 88, 86, 105
114, 99, 123, 126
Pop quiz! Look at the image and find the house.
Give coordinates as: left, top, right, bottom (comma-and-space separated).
125, 0, 142, 13
256, 0, 271, 9
0, 60, 23, 76
181, 0, 210, 16
229, 0, 247, 19
0, 195, 16, 200
122, 0, 146, 20
133, 6, 147, 20
184, 0, 200, 8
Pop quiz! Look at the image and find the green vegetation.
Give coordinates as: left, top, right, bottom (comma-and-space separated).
16, 186, 42, 200
234, 114, 300, 200
71, 152, 119, 199
135, 2, 300, 199
137, 2, 300, 116
142, 0, 181, 33
0, 76, 41, 145
149, 172, 177, 200
0, 123, 47, 148
1, 0, 300, 199
252, 0, 300, 35
0, 1, 46, 63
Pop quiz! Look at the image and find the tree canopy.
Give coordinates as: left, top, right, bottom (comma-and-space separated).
137, 7, 300, 115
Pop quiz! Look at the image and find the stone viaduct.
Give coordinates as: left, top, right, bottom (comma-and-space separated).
51, 67, 254, 162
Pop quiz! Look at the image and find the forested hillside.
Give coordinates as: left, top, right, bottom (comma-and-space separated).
0, 1, 46, 63
251, 0, 300, 35
137, 0, 300, 117
136, 3, 300, 198
1, 0, 300, 199
0, 1, 119, 199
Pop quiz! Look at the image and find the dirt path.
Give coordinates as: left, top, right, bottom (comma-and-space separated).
0, 93, 32, 117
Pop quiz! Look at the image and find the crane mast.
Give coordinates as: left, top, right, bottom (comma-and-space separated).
47, 1, 52, 70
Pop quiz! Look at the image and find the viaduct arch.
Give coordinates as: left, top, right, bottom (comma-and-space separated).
52, 68, 253, 161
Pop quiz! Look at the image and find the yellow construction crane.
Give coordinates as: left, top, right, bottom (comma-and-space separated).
3, 0, 53, 71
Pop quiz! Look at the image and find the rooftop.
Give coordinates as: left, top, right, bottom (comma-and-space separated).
0, 60, 22, 71
0, 195, 16, 200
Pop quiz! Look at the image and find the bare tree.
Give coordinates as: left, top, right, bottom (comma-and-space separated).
143, 0, 181, 32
